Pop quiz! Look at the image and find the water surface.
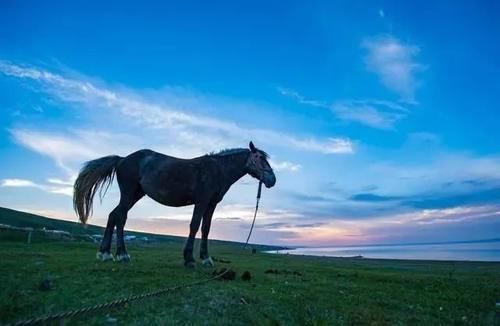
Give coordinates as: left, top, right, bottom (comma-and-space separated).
269, 240, 500, 262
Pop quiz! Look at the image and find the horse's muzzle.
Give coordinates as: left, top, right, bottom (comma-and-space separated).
262, 171, 276, 188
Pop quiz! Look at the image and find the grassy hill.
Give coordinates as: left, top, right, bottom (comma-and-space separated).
1, 207, 500, 325
0, 207, 283, 251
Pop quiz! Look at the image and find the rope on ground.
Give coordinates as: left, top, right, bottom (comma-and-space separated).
5, 269, 229, 326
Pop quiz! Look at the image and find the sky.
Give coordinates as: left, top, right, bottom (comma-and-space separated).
1, 1, 500, 247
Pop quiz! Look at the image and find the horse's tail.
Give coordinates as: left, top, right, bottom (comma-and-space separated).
73, 155, 122, 224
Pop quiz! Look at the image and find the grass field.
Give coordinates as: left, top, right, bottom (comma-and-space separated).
1, 208, 500, 325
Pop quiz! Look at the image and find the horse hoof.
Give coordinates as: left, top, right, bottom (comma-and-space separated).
116, 254, 131, 263
202, 257, 214, 267
184, 261, 196, 269
96, 252, 114, 262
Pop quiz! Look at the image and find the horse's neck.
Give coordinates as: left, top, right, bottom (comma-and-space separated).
218, 152, 249, 187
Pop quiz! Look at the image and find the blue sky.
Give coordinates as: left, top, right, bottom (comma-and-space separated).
1, 1, 500, 246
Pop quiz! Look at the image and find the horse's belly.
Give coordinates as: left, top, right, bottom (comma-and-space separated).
142, 179, 196, 207
147, 191, 194, 207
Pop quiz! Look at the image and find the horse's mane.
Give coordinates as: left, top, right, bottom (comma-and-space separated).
208, 147, 269, 158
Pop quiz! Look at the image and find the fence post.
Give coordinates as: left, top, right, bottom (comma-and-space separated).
27, 231, 32, 244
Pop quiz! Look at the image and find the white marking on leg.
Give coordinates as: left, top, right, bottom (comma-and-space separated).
97, 252, 114, 261
202, 256, 214, 267
116, 253, 131, 262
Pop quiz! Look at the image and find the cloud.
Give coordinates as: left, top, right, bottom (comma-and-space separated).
389, 205, 500, 225
290, 137, 355, 154
331, 100, 407, 129
269, 160, 301, 172
0, 61, 354, 156
286, 191, 334, 203
277, 86, 409, 129
255, 221, 327, 230
403, 187, 500, 210
278, 36, 425, 129
362, 35, 425, 103
1, 178, 72, 196
349, 183, 500, 210
378, 9, 385, 18
11, 129, 98, 174
47, 178, 74, 186
10, 128, 142, 175
3, 61, 499, 247
350, 193, 403, 202
1, 179, 39, 188
281, 156, 500, 223
276, 86, 327, 108
367, 153, 500, 196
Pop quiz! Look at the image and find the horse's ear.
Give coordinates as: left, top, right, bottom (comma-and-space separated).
249, 141, 257, 153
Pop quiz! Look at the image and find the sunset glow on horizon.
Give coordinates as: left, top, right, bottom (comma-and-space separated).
1, 2, 500, 247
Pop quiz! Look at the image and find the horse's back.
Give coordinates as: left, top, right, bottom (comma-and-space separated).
125, 149, 209, 207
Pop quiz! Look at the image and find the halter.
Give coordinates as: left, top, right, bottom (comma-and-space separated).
246, 151, 264, 180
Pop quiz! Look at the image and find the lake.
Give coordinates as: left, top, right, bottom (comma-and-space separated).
269, 240, 500, 262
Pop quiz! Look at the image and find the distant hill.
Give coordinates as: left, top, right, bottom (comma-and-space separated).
1, 206, 101, 234
0, 206, 284, 251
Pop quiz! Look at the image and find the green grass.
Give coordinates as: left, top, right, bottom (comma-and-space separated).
1, 208, 500, 325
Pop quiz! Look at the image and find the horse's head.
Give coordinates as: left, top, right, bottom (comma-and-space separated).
246, 141, 276, 188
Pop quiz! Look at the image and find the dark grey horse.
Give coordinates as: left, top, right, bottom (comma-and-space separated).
73, 142, 276, 267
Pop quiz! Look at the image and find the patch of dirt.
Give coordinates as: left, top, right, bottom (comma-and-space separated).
212, 256, 232, 264
264, 269, 303, 276
39, 278, 55, 291
241, 271, 251, 281
213, 268, 236, 280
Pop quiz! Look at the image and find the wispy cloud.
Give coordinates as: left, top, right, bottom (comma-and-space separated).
362, 35, 425, 103
3, 63, 497, 247
264, 203, 500, 246
367, 153, 500, 195
277, 35, 423, 128
1, 179, 39, 188
278, 86, 408, 129
289, 137, 355, 154
350, 193, 403, 202
0, 61, 354, 156
389, 205, 500, 225
269, 159, 302, 172
10, 128, 142, 175
1, 178, 72, 196
332, 99, 408, 129
276, 86, 327, 108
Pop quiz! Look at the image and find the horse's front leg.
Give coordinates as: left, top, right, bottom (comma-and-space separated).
200, 203, 217, 267
183, 203, 207, 268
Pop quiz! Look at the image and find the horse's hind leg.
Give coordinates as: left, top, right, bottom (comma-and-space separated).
97, 211, 118, 261
98, 203, 130, 261
115, 183, 144, 262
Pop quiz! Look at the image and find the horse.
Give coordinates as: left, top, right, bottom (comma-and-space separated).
73, 141, 276, 267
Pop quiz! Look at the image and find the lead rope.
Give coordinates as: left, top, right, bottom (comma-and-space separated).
244, 181, 262, 249
5, 269, 230, 326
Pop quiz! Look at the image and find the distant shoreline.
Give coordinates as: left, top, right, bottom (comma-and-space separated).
267, 240, 500, 263
292, 237, 500, 250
